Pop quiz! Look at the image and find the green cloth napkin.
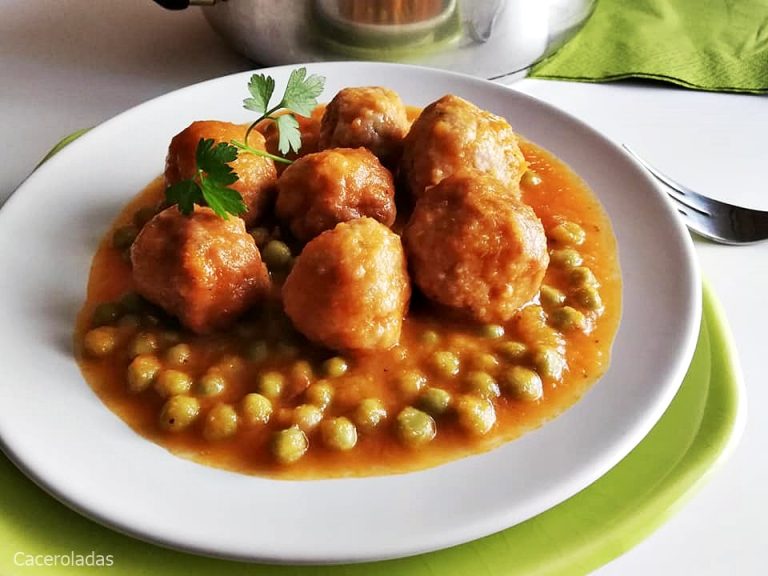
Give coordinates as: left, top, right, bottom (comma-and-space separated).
530, 0, 768, 94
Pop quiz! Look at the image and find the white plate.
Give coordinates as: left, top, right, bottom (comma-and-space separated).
0, 62, 700, 564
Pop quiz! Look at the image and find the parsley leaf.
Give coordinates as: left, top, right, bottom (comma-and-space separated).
274, 114, 301, 155
279, 68, 326, 118
243, 73, 275, 116
165, 180, 202, 216
164, 138, 246, 220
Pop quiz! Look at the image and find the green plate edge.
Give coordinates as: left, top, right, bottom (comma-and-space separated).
1, 133, 744, 573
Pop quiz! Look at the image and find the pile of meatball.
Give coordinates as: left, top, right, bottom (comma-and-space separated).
131, 87, 549, 350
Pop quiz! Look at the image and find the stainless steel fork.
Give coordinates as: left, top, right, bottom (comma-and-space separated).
623, 145, 768, 245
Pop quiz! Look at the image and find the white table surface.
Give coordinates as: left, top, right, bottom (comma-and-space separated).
1, 1, 766, 574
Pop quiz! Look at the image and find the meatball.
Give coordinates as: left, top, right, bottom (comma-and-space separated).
319, 87, 410, 166
131, 207, 270, 334
262, 110, 322, 174
401, 94, 527, 199
403, 173, 548, 323
282, 218, 410, 351
276, 148, 396, 242
164, 121, 277, 226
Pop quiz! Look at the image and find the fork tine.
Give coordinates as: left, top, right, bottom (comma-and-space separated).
622, 145, 713, 214
664, 195, 721, 241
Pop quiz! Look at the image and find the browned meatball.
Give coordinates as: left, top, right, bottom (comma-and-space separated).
276, 148, 396, 242
262, 110, 322, 175
131, 207, 270, 334
164, 121, 277, 226
282, 218, 410, 351
403, 173, 548, 323
401, 94, 527, 199
319, 87, 410, 166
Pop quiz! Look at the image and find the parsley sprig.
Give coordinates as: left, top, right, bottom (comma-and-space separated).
164, 67, 326, 220
165, 139, 246, 219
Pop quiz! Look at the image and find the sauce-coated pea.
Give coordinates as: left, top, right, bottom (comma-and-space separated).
127, 354, 162, 393
569, 266, 599, 288
159, 395, 200, 432
262, 240, 293, 270
573, 286, 603, 311
420, 330, 440, 345
154, 369, 193, 397
321, 417, 357, 451
271, 426, 308, 464
165, 343, 192, 366
305, 381, 334, 410
323, 356, 348, 378
354, 398, 387, 432
431, 351, 460, 377
550, 306, 587, 332
203, 403, 238, 440
396, 407, 436, 446
549, 248, 583, 268
417, 387, 452, 416
549, 221, 586, 246
465, 371, 501, 399
539, 285, 566, 308
249, 227, 270, 248
503, 366, 544, 401
129, 332, 159, 358
240, 393, 272, 426
293, 404, 323, 432
533, 347, 566, 381
245, 340, 269, 363
258, 372, 284, 399
112, 225, 138, 250
497, 341, 528, 362
83, 326, 118, 357
396, 370, 427, 397
197, 373, 227, 396
470, 352, 500, 372
91, 302, 122, 327
455, 395, 496, 435
481, 324, 505, 339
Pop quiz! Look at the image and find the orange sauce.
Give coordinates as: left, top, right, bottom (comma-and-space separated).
75, 140, 621, 479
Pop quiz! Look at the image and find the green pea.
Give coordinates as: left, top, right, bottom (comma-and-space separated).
496, 341, 528, 362
323, 356, 348, 378
396, 407, 436, 447
159, 395, 200, 432
165, 343, 192, 366
245, 340, 269, 363
240, 393, 272, 426
455, 395, 496, 435
550, 306, 587, 332
271, 426, 308, 464
290, 360, 314, 389
481, 324, 505, 339
159, 330, 181, 347
321, 417, 357, 451
83, 326, 118, 357
129, 332, 159, 358
112, 225, 139, 250
262, 240, 293, 270
396, 370, 427, 397
91, 302, 122, 327
249, 227, 270, 248
127, 354, 162, 393
503, 366, 544, 402
354, 398, 387, 432
197, 373, 227, 396
293, 404, 323, 432
305, 381, 334, 410
549, 221, 586, 246
465, 371, 500, 399
533, 347, 566, 380
431, 351, 460, 377
119, 292, 146, 314
539, 285, 566, 308
154, 369, 193, 397
417, 387, 452, 416
258, 372, 284, 399
118, 314, 142, 329
276, 342, 299, 359
470, 352, 500, 372
522, 170, 543, 187
133, 205, 158, 229
420, 330, 440, 346
203, 403, 238, 440
569, 266, 599, 288
573, 286, 603, 311
549, 248, 583, 269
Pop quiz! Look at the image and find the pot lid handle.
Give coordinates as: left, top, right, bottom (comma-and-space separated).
153, 0, 216, 9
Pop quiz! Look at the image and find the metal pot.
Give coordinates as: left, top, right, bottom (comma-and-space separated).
155, 0, 594, 80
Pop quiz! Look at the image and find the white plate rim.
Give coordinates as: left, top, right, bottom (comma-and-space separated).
0, 62, 701, 564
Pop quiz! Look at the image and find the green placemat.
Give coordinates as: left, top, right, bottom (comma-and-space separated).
530, 0, 768, 94
0, 282, 743, 574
